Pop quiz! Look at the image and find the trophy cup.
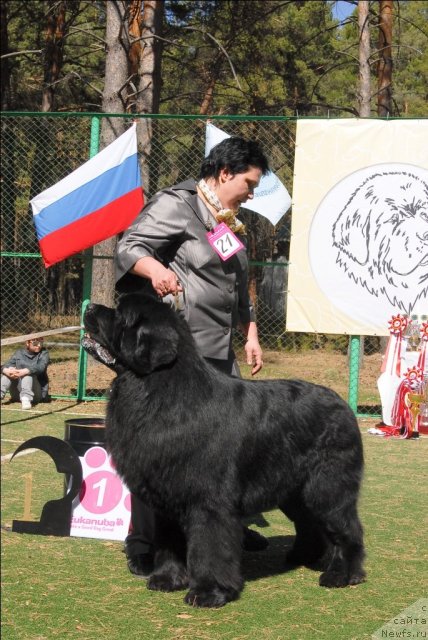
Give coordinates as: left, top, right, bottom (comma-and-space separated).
406, 391, 422, 438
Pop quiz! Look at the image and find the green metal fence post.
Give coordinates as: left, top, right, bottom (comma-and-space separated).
76, 115, 101, 400
348, 335, 361, 415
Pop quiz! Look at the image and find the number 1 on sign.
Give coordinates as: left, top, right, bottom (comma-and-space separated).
92, 477, 107, 507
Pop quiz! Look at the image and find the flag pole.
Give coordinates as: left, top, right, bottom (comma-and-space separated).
76, 115, 101, 401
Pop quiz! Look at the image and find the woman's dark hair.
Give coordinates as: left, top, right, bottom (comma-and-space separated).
199, 137, 270, 180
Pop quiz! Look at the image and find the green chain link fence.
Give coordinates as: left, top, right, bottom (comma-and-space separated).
0, 112, 382, 417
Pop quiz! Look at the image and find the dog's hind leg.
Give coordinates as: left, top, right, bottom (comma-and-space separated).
315, 502, 366, 588
147, 514, 189, 592
280, 497, 327, 567
183, 509, 243, 608
299, 449, 365, 588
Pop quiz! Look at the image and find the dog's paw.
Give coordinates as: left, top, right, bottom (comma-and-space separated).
348, 571, 366, 586
147, 571, 188, 592
319, 571, 350, 588
184, 586, 239, 608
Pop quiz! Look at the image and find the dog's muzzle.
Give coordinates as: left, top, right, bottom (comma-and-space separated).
81, 335, 116, 368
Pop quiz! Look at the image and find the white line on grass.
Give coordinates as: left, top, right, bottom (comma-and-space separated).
1, 448, 37, 463
1, 406, 104, 417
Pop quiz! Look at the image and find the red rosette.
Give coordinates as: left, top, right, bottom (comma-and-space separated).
403, 366, 423, 385
387, 314, 408, 335
420, 322, 428, 342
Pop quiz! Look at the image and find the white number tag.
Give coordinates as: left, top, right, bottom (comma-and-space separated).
206, 223, 244, 261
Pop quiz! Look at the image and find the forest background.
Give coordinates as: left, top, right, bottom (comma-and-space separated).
2, 0, 427, 118
1, 0, 427, 322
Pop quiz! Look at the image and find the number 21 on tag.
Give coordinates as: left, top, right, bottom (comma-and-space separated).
207, 222, 245, 261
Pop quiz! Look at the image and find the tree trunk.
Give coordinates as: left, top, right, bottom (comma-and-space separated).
135, 0, 163, 196
0, 1, 19, 323
1, 0, 17, 255
358, 0, 371, 117
35, 2, 68, 319
128, 0, 142, 77
174, 61, 221, 186
41, 0, 66, 112
1, 0, 12, 111
100, 0, 129, 140
200, 75, 217, 116
377, 0, 393, 117
91, 0, 130, 306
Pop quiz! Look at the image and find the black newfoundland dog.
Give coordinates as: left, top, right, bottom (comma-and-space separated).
83, 293, 365, 608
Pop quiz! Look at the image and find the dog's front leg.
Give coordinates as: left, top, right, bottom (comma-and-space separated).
147, 513, 189, 592
184, 509, 243, 608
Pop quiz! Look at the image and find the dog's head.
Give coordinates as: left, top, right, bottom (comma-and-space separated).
83, 293, 180, 375
332, 170, 428, 313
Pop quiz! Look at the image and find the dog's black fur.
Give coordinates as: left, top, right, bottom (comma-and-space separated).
84, 293, 365, 607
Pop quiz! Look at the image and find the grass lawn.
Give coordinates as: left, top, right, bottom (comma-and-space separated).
1, 402, 427, 640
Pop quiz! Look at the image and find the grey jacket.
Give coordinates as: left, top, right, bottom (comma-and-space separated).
1, 347, 50, 383
115, 180, 256, 360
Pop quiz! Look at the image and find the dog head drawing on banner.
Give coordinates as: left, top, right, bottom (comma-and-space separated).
332, 167, 428, 315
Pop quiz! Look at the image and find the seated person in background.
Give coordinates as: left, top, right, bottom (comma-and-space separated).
1, 337, 50, 409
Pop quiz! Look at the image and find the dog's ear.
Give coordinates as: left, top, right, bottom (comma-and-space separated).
141, 322, 179, 373
120, 321, 179, 375
116, 294, 180, 374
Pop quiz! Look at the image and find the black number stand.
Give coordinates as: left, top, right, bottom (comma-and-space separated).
11, 436, 83, 537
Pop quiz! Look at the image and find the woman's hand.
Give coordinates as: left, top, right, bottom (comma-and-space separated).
150, 264, 182, 298
241, 321, 263, 376
132, 256, 182, 298
245, 337, 263, 376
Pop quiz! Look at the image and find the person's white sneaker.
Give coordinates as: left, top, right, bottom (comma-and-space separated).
21, 398, 32, 410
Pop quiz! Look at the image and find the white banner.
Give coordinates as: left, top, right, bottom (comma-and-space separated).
287, 119, 428, 335
205, 123, 291, 225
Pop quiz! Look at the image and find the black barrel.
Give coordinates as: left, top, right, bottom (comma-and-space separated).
64, 417, 106, 457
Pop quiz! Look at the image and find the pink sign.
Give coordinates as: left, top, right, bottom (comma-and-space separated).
70, 447, 131, 541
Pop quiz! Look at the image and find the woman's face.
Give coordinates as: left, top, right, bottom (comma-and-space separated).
216, 166, 262, 211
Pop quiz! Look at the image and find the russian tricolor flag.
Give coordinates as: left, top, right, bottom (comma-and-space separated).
31, 123, 144, 267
